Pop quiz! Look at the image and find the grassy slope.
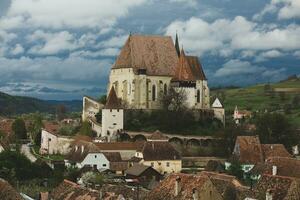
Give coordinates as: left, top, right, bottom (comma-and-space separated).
211, 78, 300, 127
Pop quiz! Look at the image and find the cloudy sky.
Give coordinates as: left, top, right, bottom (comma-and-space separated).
0, 0, 299, 100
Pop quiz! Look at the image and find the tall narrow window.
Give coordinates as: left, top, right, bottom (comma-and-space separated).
197, 90, 200, 103
164, 84, 167, 95
152, 85, 156, 101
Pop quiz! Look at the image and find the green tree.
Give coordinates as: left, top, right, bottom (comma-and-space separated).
292, 95, 300, 108
79, 121, 93, 137
98, 95, 107, 105
228, 159, 243, 180
255, 113, 297, 148
28, 113, 44, 143
12, 118, 27, 140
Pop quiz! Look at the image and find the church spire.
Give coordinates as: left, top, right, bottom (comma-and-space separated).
175, 32, 180, 57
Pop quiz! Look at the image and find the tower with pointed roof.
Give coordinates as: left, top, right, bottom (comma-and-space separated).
101, 87, 123, 141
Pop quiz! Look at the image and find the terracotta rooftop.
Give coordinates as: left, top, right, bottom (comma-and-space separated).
50, 179, 100, 200
104, 87, 122, 109
147, 173, 213, 200
140, 141, 181, 161
0, 179, 23, 200
66, 140, 100, 163
251, 174, 300, 200
255, 157, 300, 179
43, 121, 60, 135
113, 34, 179, 76
0, 120, 13, 136
186, 56, 207, 80
174, 49, 195, 81
125, 164, 152, 176
261, 144, 292, 159
147, 130, 169, 141
233, 136, 264, 164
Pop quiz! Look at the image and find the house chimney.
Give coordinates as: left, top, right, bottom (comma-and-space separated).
272, 165, 277, 176
81, 145, 85, 154
266, 189, 272, 200
192, 188, 198, 200
175, 176, 181, 196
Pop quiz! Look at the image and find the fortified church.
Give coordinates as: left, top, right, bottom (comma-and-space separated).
82, 34, 225, 141
108, 34, 210, 109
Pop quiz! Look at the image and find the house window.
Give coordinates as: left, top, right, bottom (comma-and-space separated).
197, 90, 200, 103
152, 85, 156, 101
151, 162, 154, 167
103, 164, 107, 167
93, 165, 97, 169
166, 162, 170, 167
95, 155, 97, 158
164, 84, 167, 95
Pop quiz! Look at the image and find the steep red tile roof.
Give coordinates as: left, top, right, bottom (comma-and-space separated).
251, 174, 300, 200
104, 87, 122, 109
50, 179, 100, 200
261, 144, 292, 159
0, 179, 23, 200
113, 35, 179, 76
43, 121, 60, 135
174, 49, 195, 81
66, 140, 100, 163
233, 136, 264, 164
265, 157, 300, 178
140, 141, 181, 161
186, 56, 207, 80
148, 130, 169, 141
147, 173, 215, 200
0, 120, 13, 136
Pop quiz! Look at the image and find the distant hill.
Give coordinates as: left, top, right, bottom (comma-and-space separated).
211, 76, 300, 127
0, 92, 82, 116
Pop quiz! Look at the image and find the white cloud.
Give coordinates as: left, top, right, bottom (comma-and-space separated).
254, 0, 300, 20
294, 50, 300, 58
165, 16, 300, 56
255, 50, 284, 62
214, 59, 286, 82
99, 35, 128, 48
169, 0, 197, 7
27, 30, 79, 55
0, 56, 112, 84
10, 44, 24, 55
2, 0, 146, 29
215, 59, 263, 77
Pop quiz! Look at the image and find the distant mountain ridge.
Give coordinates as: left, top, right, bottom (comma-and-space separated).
0, 91, 82, 116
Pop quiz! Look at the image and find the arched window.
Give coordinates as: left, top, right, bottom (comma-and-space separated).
197, 90, 200, 103
152, 85, 156, 101
164, 84, 167, 95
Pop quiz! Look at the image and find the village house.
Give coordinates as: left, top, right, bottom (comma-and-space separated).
199, 171, 247, 199
146, 173, 223, 200
251, 156, 300, 180
233, 106, 252, 124
125, 164, 162, 189
134, 141, 182, 174
40, 122, 74, 155
225, 136, 292, 174
242, 174, 300, 200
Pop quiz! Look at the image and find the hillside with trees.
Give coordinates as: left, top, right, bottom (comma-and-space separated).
211, 75, 300, 127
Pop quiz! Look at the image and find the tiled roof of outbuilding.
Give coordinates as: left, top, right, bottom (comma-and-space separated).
140, 141, 181, 161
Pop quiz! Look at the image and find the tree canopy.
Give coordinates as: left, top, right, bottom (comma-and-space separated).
12, 118, 27, 140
